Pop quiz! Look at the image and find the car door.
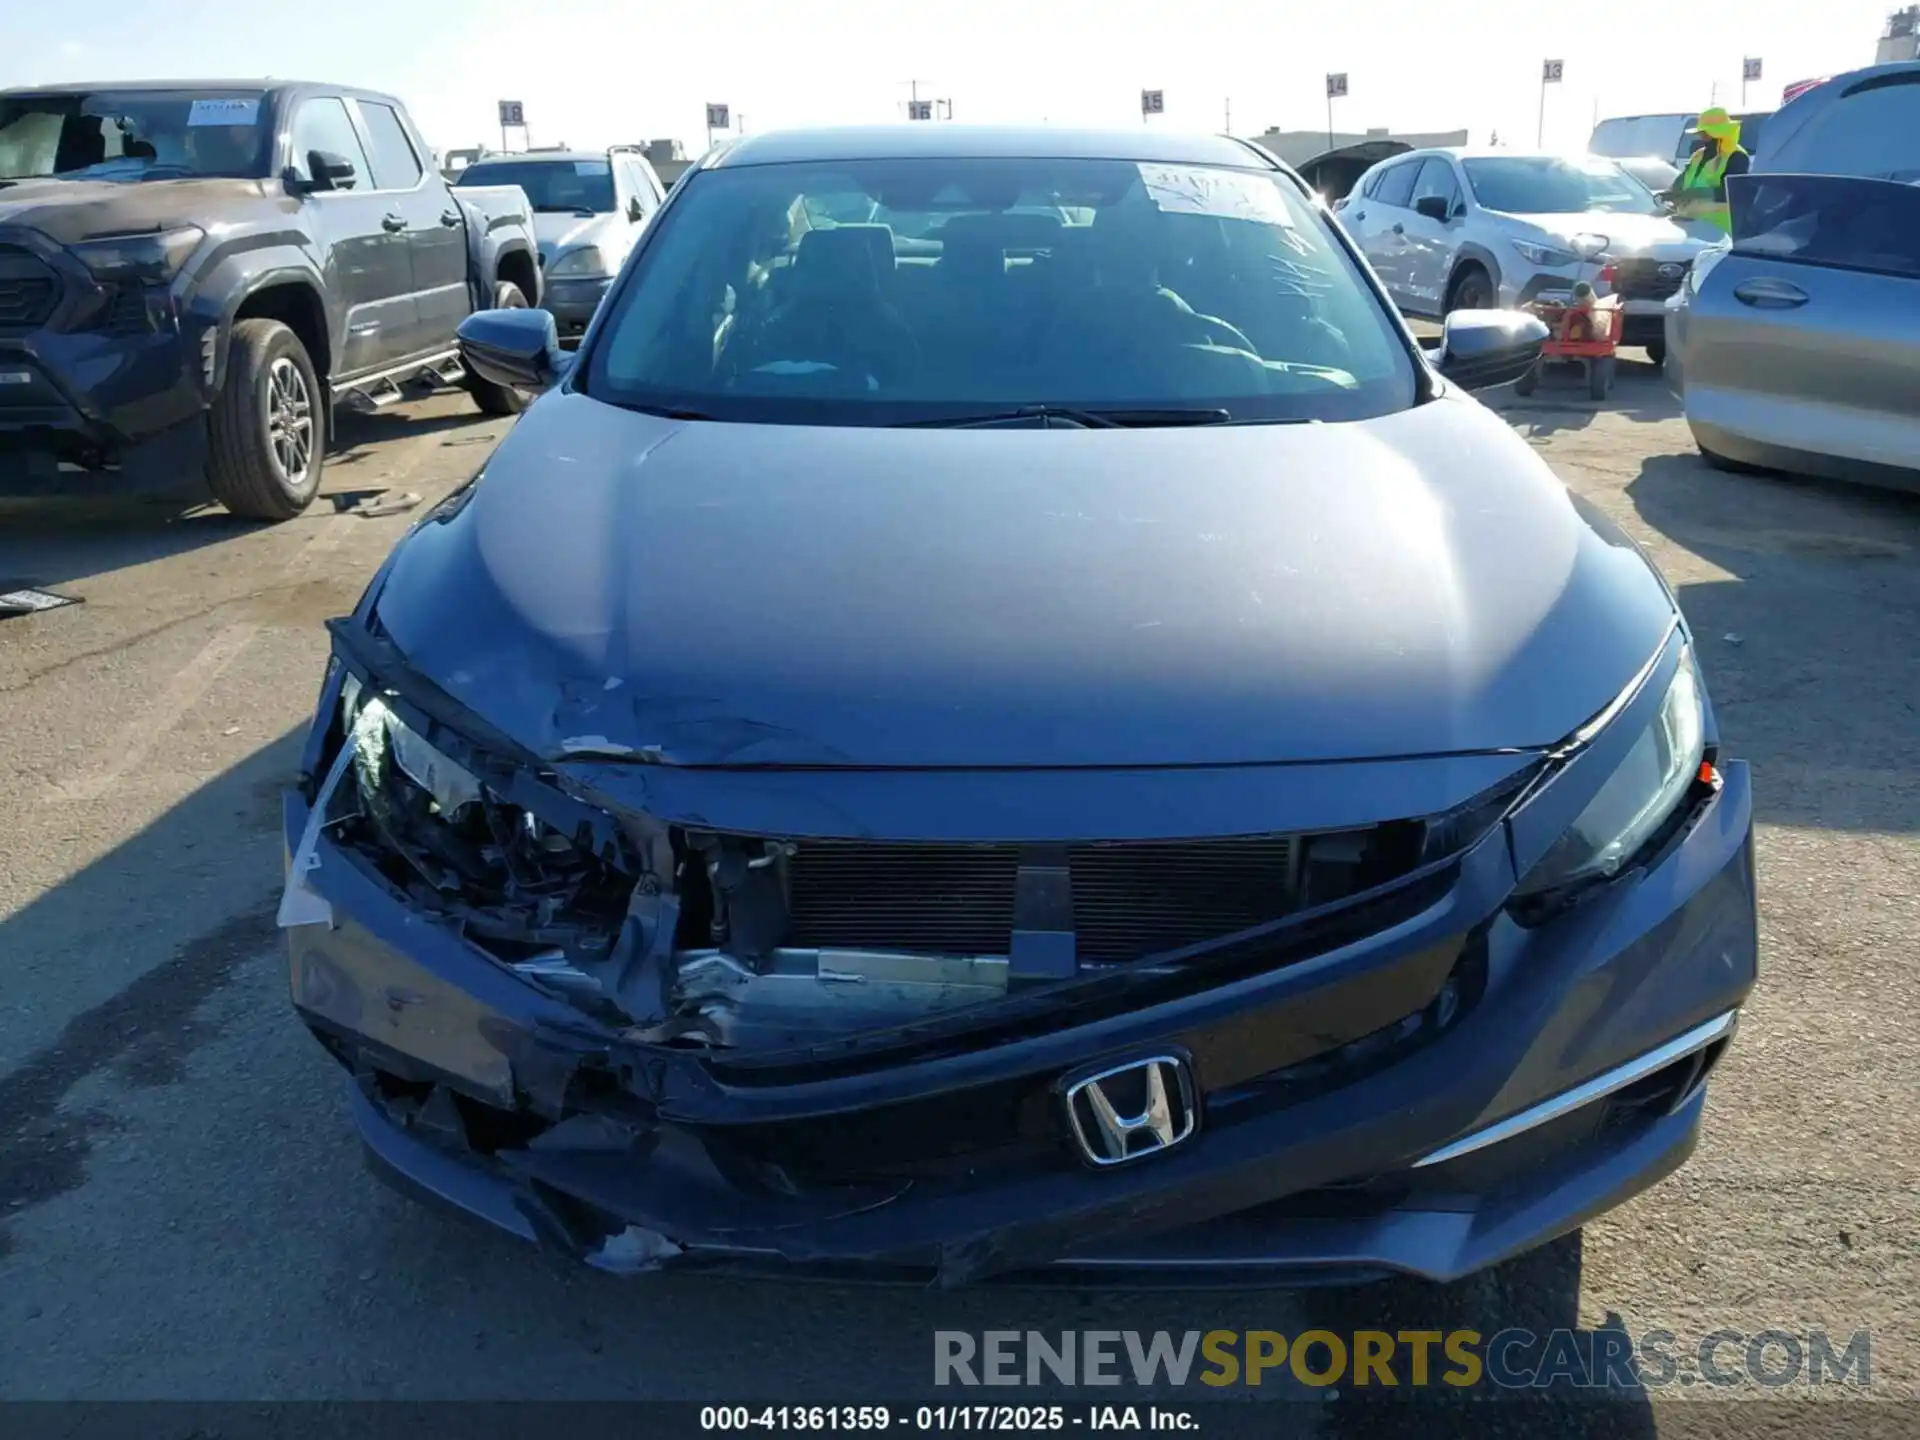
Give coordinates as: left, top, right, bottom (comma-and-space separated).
1335, 166, 1378, 257
285, 95, 413, 375
1688, 74, 1920, 464
1348, 159, 1420, 303
615, 158, 657, 265
1690, 173, 1920, 466
352, 98, 467, 355
1401, 157, 1465, 315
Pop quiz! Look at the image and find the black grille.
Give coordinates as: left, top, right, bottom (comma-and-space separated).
0, 246, 60, 330
1611, 257, 1689, 302
783, 836, 1301, 962
786, 842, 1020, 955
1069, 838, 1298, 961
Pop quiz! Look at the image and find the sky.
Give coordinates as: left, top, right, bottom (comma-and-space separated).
2, 0, 1902, 158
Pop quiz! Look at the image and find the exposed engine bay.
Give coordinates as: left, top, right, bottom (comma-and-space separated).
301, 667, 1506, 1054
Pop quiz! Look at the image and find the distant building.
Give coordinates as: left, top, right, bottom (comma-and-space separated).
1245, 126, 1471, 167
1878, 5, 1919, 62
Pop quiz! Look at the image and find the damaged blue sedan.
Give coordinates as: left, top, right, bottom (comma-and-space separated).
281, 126, 1757, 1285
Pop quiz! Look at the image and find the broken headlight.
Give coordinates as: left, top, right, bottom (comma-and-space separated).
340, 672, 481, 818
1515, 644, 1706, 897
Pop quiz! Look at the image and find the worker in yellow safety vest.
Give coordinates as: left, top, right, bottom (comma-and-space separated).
1661, 107, 1751, 233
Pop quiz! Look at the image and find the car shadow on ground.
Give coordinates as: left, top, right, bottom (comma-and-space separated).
329, 401, 497, 471
1627, 453, 1920, 836
0, 728, 302, 1250
1306, 1234, 1657, 1437
1489, 360, 1678, 438
0, 399, 495, 593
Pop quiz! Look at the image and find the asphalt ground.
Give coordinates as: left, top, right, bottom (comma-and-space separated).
2, 362, 1916, 1436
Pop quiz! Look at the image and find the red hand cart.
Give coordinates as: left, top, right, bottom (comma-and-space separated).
1512, 292, 1624, 401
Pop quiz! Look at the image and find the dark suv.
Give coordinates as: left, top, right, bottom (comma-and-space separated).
0, 80, 540, 519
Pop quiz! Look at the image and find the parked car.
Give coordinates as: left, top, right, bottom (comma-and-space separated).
0, 80, 540, 519
1589, 110, 1772, 166
280, 125, 1757, 1285
454, 146, 667, 342
1612, 154, 1681, 195
1343, 148, 1720, 361
1666, 60, 1920, 489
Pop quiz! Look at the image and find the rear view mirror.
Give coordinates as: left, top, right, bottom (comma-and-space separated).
627, 196, 645, 222
1414, 195, 1452, 222
1429, 310, 1549, 390
457, 307, 569, 393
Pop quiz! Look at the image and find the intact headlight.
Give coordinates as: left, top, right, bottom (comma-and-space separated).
546, 245, 611, 278
1515, 645, 1707, 896
1512, 239, 1579, 268
340, 674, 481, 816
71, 225, 206, 283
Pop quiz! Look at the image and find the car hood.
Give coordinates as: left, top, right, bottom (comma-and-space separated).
0, 177, 282, 245
1500, 210, 1722, 256
534, 211, 621, 262
370, 391, 1678, 769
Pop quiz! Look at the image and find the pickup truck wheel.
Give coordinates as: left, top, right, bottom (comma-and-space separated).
205, 318, 324, 521
463, 281, 533, 416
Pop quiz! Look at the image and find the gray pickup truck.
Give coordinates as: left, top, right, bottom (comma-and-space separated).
0, 80, 541, 519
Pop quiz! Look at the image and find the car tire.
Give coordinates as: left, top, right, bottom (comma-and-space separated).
1512, 360, 1540, 396
204, 318, 325, 522
462, 280, 533, 417
1643, 338, 1667, 367
1446, 265, 1493, 312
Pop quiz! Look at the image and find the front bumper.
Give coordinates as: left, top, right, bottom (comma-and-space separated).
0, 228, 212, 496
540, 277, 613, 336
284, 754, 1757, 1287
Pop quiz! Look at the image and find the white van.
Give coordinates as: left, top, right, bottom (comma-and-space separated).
1590, 110, 1772, 164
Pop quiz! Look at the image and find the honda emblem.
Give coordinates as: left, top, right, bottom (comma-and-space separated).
1659, 263, 1684, 280
1063, 1055, 1199, 1167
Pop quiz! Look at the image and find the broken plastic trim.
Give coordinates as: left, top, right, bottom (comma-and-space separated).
0, 584, 83, 617
314, 615, 1539, 1072
279, 738, 358, 929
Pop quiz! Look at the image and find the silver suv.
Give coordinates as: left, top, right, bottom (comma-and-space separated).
1344, 148, 1721, 361
454, 146, 667, 341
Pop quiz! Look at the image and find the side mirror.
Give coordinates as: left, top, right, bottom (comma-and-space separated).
1429, 309, 1549, 390
289, 149, 358, 193
1414, 194, 1452, 222
457, 306, 568, 393
627, 196, 645, 223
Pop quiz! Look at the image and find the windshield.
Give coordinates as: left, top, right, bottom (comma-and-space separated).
583, 155, 1416, 426
1461, 156, 1660, 216
1615, 156, 1679, 193
457, 159, 615, 213
0, 90, 268, 182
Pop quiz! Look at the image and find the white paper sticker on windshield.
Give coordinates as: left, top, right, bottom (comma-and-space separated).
188, 98, 260, 127
1137, 164, 1295, 226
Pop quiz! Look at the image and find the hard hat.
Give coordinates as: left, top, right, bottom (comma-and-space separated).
1697, 106, 1736, 136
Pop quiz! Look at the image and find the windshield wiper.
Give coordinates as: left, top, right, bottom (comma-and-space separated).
610, 400, 722, 421
894, 405, 1232, 429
